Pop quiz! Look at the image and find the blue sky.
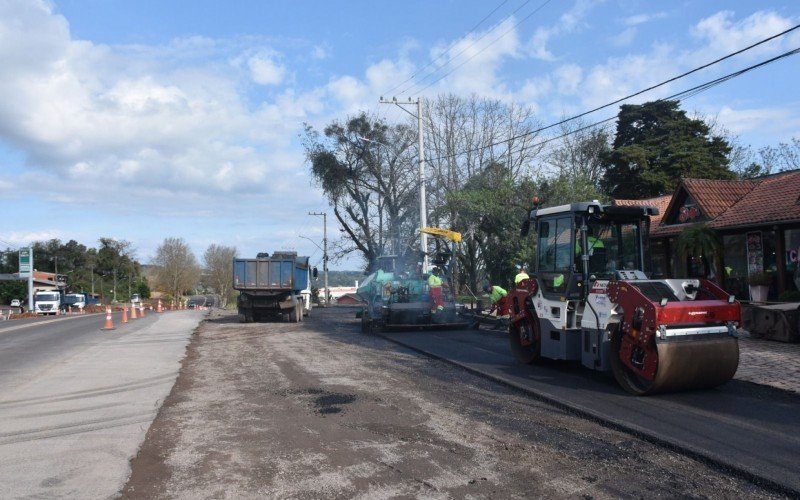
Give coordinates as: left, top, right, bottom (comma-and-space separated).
0, 0, 798, 271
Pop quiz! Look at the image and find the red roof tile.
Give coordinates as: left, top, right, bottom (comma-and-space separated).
710, 170, 800, 229
613, 195, 671, 228
621, 170, 800, 237
682, 178, 759, 219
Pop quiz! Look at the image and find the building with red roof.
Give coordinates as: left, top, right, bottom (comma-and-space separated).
624, 170, 800, 300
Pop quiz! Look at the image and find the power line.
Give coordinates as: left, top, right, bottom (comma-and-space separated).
383, 0, 518, 97
403, 0, 554, 97
423, 25, 800, 163
518, 47, 800, 160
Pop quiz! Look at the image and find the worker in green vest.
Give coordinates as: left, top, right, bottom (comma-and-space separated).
483, 283, 509, 316
514, 265, 530, 284
428, 267, 444, 313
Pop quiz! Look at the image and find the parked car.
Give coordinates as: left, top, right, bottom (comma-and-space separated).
10, 299, 21, 308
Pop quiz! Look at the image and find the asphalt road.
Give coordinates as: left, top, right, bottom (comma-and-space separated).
0, 310, 202, 498
381, 326, 800, 495
123, 307, 783, 498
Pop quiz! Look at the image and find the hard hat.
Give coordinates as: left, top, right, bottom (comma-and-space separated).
483, 283, 492, 293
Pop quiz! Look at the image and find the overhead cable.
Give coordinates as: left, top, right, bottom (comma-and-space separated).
383, 0, 517, 97
425, 37, 800, 163
405, 0, 554, 97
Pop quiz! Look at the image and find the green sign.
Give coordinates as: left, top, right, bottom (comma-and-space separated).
19, 247, 31, 277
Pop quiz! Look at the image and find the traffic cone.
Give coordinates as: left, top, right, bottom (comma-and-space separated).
122, 306, 128, 323
131, 304, 138, 319
140, 305, 146, 318
102, 307, 115, 330
157, 299, 163, 313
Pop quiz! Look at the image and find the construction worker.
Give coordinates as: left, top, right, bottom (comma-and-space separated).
514, 265, 529, 284
428, 267, 444, 313
483, 283, 509, 316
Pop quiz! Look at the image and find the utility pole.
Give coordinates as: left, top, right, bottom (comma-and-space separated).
308, 211, 329, 306
380, 96, 428, 272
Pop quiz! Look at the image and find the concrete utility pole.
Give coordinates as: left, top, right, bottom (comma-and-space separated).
308, 211, 329, 306
380, 96, 428, 272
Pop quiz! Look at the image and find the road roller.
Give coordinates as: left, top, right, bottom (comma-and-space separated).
509, 200, 740, 395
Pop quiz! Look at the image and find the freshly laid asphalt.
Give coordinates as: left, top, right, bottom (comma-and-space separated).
381, 327, 800, 495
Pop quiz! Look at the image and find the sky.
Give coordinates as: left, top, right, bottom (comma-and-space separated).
0, 0, 798, 271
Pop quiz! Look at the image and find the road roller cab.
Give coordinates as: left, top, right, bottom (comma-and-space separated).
510, 200, 740, 395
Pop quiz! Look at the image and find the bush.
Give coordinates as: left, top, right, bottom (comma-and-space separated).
748, 271, 774, 286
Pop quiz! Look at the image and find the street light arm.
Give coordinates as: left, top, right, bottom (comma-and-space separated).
298, 235, 324, 253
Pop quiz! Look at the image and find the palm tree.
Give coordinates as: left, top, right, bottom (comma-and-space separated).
675, 224, 722, 280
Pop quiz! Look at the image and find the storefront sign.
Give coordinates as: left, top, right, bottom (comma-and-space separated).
678, 204, 700, 222
746, 231, 763, 275
18, 247, 32, 278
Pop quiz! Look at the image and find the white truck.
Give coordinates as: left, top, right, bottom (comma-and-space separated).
34, 291, 61, 315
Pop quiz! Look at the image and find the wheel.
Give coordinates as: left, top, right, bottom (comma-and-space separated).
288, 303, 300, 323
509, 315, 540, 364
361, 313, 373, 334
609, 327, 655, 396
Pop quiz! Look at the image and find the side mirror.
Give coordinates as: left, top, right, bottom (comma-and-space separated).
520, 219, 531, 237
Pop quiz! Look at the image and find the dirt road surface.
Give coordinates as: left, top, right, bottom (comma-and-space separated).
122, 308, 780, 499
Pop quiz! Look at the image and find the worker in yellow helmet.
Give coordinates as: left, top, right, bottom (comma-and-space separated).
428, 267, 444, 313
514, 265, 529, 284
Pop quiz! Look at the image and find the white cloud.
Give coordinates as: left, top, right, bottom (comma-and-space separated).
248, 51, 286, 85
526, 0, 603, 61
691, 10, 797, 59
609, 27, 637, 47
311, 45, 328, 60
623, 12, 668, 26
714, 104, 800, 136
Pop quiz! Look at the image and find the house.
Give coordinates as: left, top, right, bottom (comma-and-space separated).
335, 293, 364, 306
618, 169, 800, 300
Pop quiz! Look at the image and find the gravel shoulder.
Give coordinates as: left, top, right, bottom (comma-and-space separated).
122, 307, 782, 499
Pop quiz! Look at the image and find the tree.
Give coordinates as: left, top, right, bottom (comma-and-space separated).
448, 162, 537, 290
96, 238, 135, 302
304, 113, 419, 271
546, 119, 612, 188
424, 94, 544, 292
675, 224, 722, 280
602, 100, 734, 198
203, 244, 237, 307
152, 237, 200, 300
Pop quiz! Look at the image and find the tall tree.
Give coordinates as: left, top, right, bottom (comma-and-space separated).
602, 100, 734, 198
203, 244, 237, 307
152, 237, 200, 300
424, 94, 543, 292
96, 238, 134, 302
304, 113, 418, 271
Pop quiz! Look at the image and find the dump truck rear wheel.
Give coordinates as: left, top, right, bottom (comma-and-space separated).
509, 316, 540, 364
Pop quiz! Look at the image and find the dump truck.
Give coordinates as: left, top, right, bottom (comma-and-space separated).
508, 200, 740, 395
233, 251, 315, 323
357, 228, 471, 333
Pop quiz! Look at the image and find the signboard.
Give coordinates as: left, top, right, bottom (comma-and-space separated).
746, 231, 763, 276
18, 247, 32, 277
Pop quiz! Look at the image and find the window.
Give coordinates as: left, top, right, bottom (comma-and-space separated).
785, 229, 800, 293
538, 216, 572, 273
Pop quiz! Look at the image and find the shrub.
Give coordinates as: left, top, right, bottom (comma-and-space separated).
748, 271, 774, 286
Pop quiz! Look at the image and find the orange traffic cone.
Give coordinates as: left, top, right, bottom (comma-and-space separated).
157, 300, 163, 313
140, 305, 146, 318
102, 307, 115, 330
122, 306, 128, 323
131, 304, 138, 319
